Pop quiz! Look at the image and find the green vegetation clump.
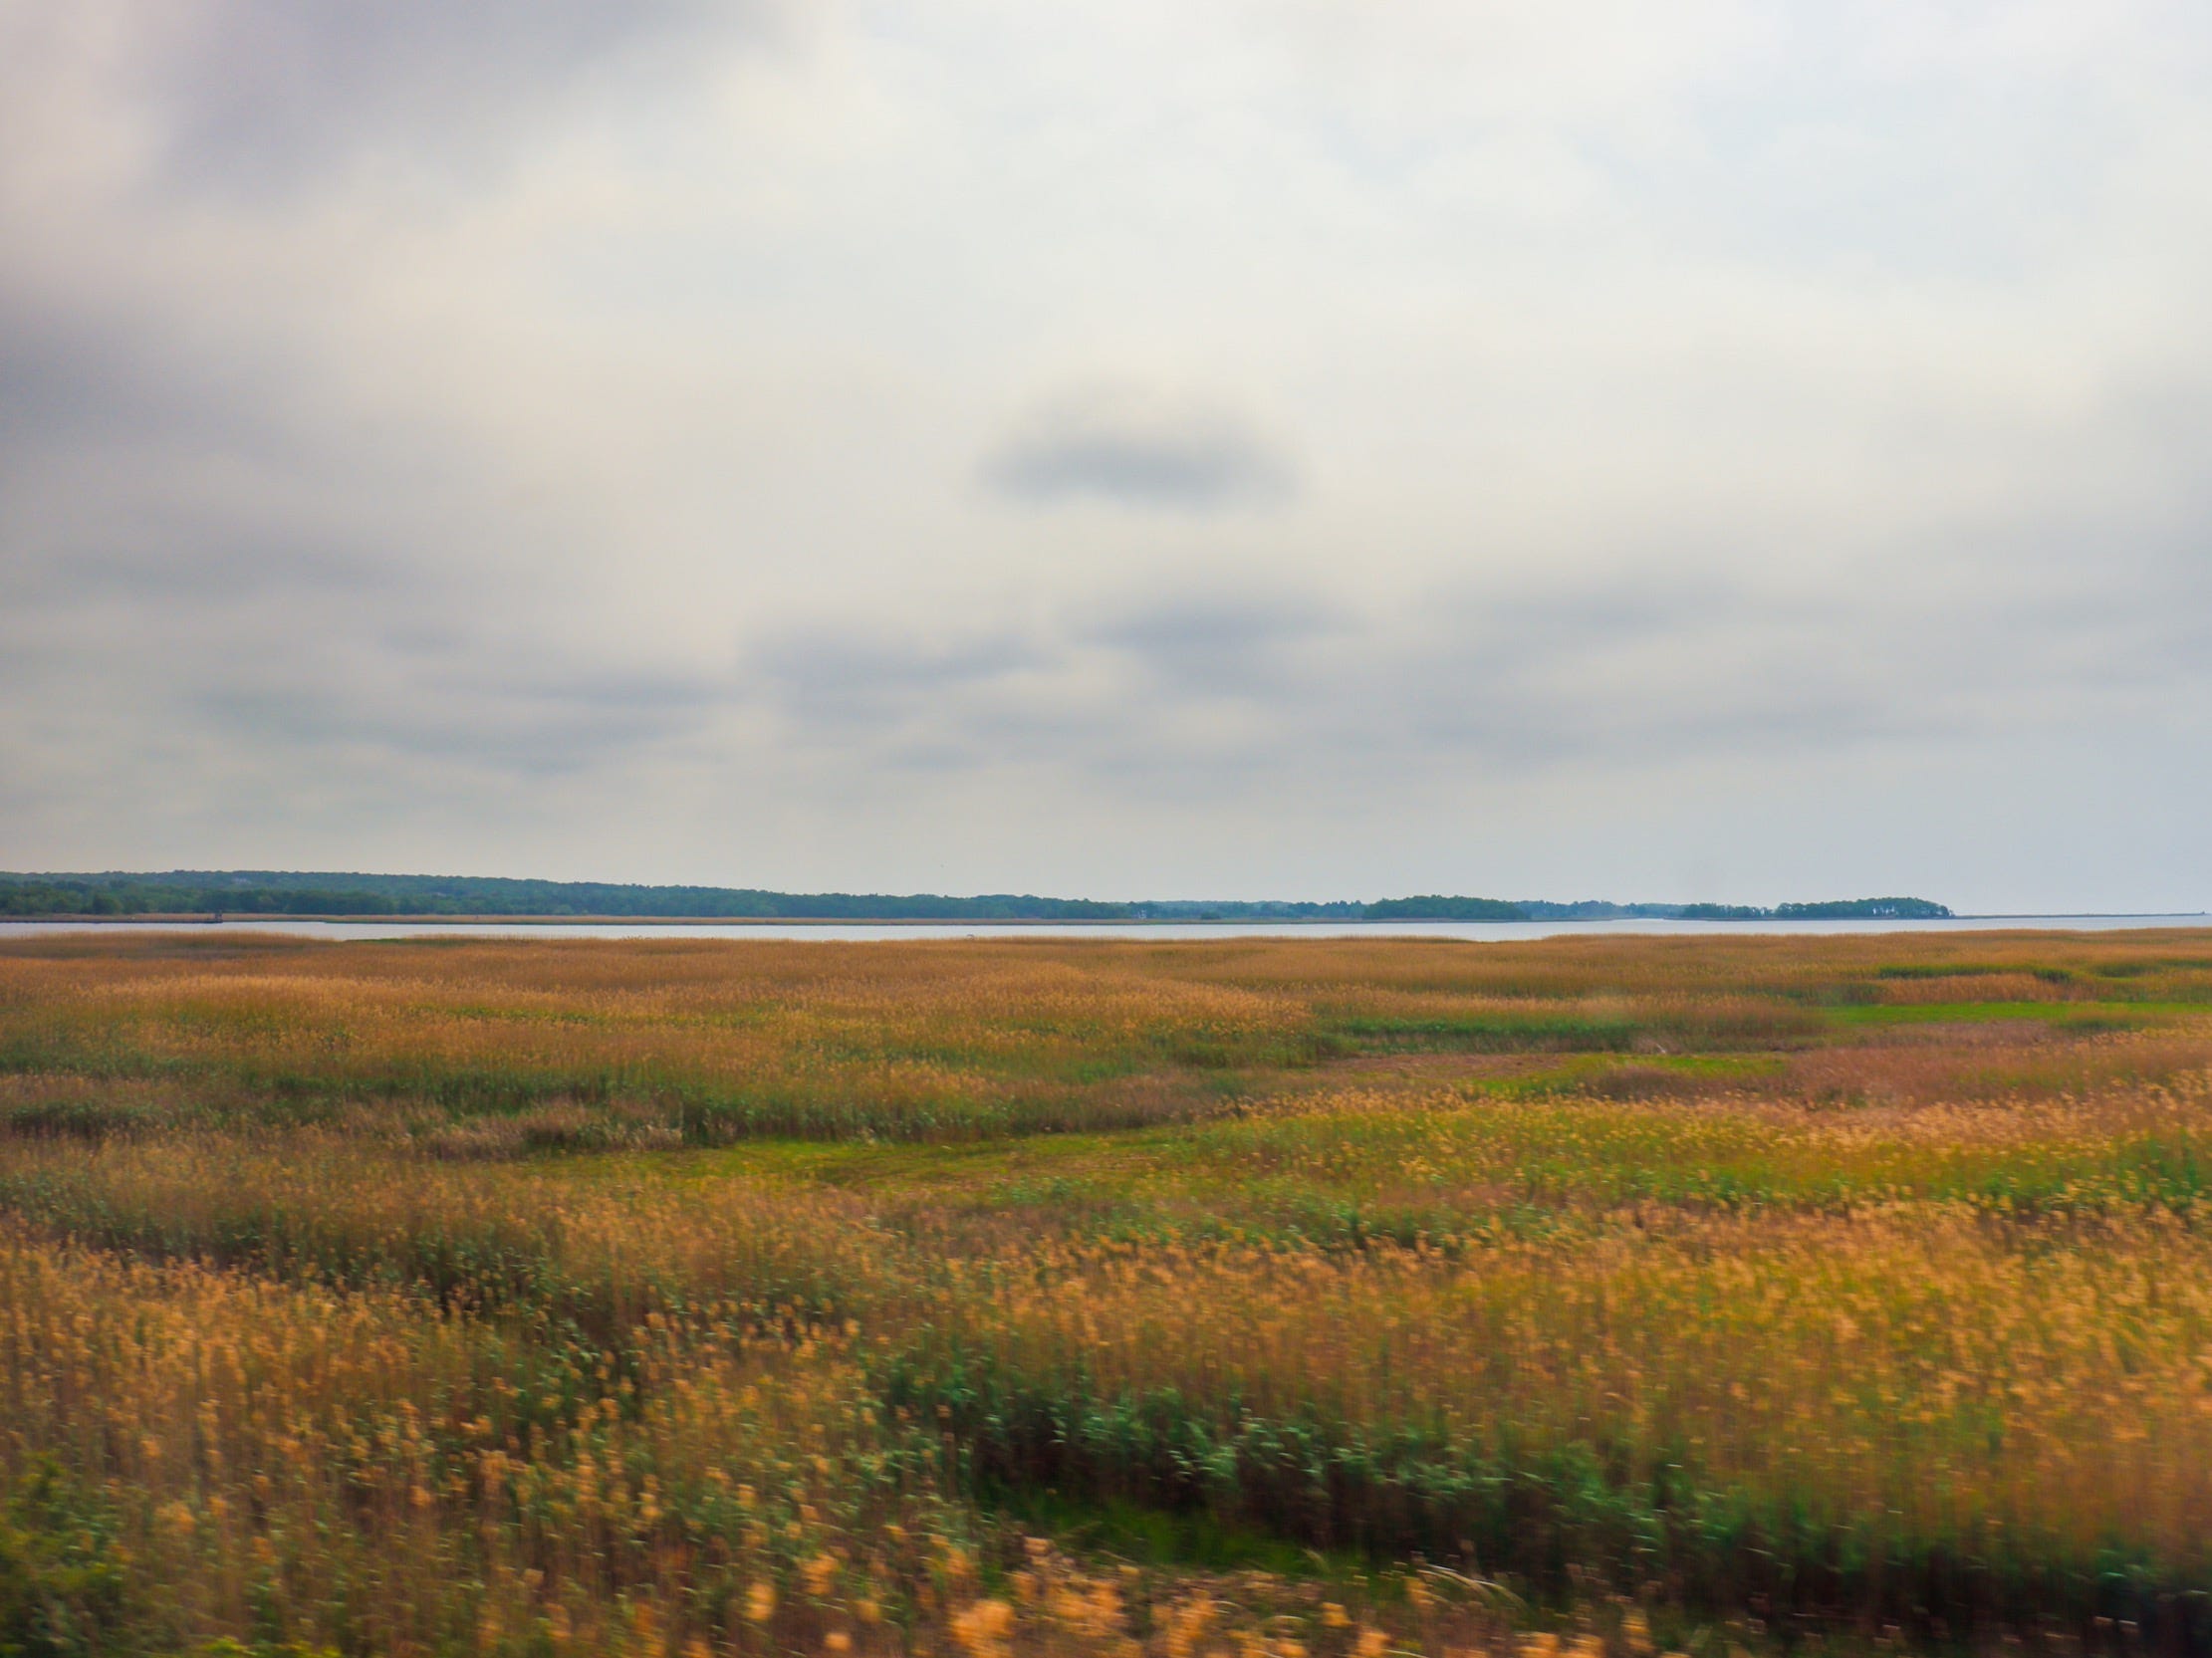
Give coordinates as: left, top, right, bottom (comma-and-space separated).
1775, 896, 1953, 919
0, 1462, 130, 1658
1359, 896, 1529, 921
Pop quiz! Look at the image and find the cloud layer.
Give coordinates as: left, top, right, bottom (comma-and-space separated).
2, 0, 2209, 908
984, 387, 1295, 509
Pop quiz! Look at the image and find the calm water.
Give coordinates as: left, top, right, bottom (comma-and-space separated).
4, 916, 2205, 943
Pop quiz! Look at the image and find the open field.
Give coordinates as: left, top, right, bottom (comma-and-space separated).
2, 930, 2211, 1657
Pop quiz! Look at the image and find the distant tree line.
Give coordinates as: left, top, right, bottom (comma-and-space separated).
1361, 896, 1530, 921
0, 874, 1129, 921
0, 879, 411, 917
1514, 897, 1953, 921
0, 872, 1951, 923
1773, 897, 1954, 919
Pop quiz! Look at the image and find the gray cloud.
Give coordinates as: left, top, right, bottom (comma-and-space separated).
983, 388, 1296, 511
734, 556, 2181, 798
143, 0, 767, 188
198, 660, 726, 777
753, 630, 1049, 731
1088, 592, 1335, 655
11, 541, 391, 607
1082, 592, 1340, 697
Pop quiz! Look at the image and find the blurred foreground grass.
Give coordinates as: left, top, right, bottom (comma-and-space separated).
2, 929, 2211, 1656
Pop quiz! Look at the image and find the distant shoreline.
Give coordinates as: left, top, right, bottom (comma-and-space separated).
0, 873, 1962, 925
6, 912, 2202, 927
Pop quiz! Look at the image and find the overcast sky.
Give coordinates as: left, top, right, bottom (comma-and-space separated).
3, 1, 2208, 909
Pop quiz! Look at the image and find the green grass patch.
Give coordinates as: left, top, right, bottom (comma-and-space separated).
1823, 1000, 2198, 1031
883, 1358, 2202, 1638
981, 1488, 1355, 1577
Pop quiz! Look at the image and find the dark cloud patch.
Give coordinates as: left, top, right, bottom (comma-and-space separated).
710, 529, 2212, 822
0, 302, 152, 448
0, 282, 293, 459
143, 0, 769, 189
753, 629, 1049, 728
733, 562, 2204, 801
983, 388, 1295, 511
13, 540, 394, 606
198, 657, 729, 778
1088, 592, 1335, 655
1394, 651, 1934, 770
1413, 581, 1740, 680
1084, 592, 1340, 694
748, 619, 1162, 776
1452, 579, 1955, 741
1465, 580, 1741, 642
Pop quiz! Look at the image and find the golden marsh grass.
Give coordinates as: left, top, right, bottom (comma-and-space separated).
1, 929, 2210, 1655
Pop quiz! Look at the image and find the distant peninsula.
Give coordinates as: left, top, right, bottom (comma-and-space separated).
0, 872, 1952, 923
